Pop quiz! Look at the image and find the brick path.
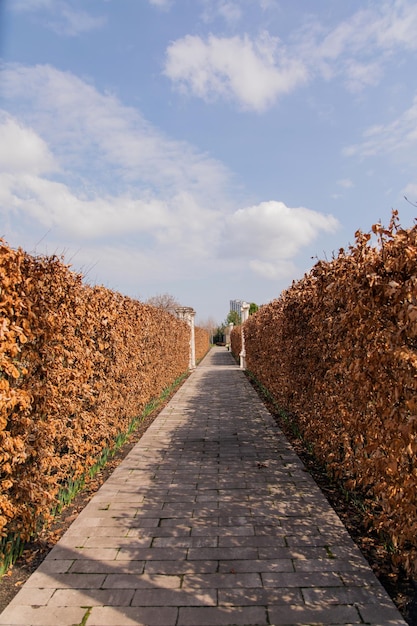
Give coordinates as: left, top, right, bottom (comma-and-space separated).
0, 347, 407, 625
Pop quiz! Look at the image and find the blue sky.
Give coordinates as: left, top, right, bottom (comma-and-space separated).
1, 0, 416, 324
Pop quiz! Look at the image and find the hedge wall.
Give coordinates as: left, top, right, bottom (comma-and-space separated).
0, 240, 208, 553
232, 213, 417, 575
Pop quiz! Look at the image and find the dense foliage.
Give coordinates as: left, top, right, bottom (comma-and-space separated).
232, 213, 417, 576
0, 241, 208, 563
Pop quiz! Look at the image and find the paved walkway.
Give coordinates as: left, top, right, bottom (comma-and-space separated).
0, 348, 407, 626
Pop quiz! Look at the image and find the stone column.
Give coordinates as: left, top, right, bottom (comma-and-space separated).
176, 307, 196, 370
240, 301, 250, 369
225, 322, 233, 350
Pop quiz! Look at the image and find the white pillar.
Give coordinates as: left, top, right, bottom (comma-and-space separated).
176, 307, 196, 370
239, 302, 250, 369
225, 322, 233, 350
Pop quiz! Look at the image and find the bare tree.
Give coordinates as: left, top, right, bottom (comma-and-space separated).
196, 316, 218, 342
146, 293, 181, 315
404, 196, 417, 208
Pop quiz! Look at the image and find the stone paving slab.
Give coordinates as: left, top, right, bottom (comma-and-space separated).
0, 347, 407, 626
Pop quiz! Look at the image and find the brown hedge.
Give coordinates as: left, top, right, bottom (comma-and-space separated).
233, 212, 417, 576
195, 326, 210, 363
0, 240, 208, 547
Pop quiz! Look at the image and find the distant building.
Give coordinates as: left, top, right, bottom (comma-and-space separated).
230, 299, 244, 314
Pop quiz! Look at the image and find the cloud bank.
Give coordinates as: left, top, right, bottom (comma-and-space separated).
164, 32, 307, 112
164, 1, 417, 110
224, 201, 339, 278
0, 63, 337, 286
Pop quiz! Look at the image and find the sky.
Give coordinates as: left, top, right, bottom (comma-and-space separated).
0, 0, 416, 324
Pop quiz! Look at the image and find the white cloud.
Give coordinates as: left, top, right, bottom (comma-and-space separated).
54, 5, 107, 36
201, 1, 242, 24
375, 0, 417, 51
165, 1, 417, 110
296, 0, 417, 92
337, 178, 354, 189
3, 175, 171, 238
148, 0, 171, 9
344, 94, 417, 158
0, 63, 228, 266
249, 258, 298, 280
0, 63, 339, 288
223, 201, 339, 278
257, 0, 278, 9
0, 112, 57, 175
200, 0, 278, 22
164, 32, 307, 112
343, 60, 383, 93
1, 64, 231, 205
12, 0, 106, 36
217, 1, 242, 22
